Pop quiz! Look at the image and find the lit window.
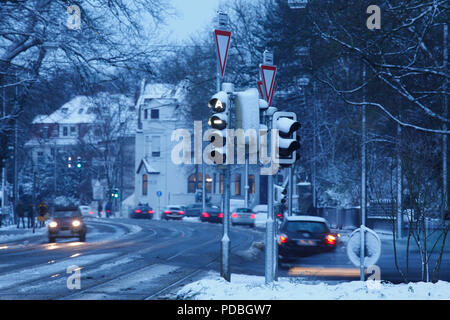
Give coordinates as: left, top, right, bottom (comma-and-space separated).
235, 174, 241, 196
248, 175, 255, 194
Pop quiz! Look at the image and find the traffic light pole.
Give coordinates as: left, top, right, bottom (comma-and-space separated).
221, 166, 231, 281
288, 166, 293, 216
265, 113, 275, 284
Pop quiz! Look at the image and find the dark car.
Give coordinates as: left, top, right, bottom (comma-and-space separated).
48, 207, 87, 243
200, 205, 223, 223
129, 204, 154, 219
185, 203, 203, 217
277, 216, 338, 266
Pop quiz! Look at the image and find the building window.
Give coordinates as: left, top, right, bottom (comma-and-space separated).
70, 126, 77, 136
152, 136, 161, 157
41, 126, 49, 138
235, 174, 241, 196
145, 136, 151, 157
144, 109, 148, 120
188, 174, 196, 193
151, 109, 159, 119
62, 126, 68, 137
142, 174, 148, 196
37, 151, 45, 163
248, 175, 255, 194
187, 173, 212, 193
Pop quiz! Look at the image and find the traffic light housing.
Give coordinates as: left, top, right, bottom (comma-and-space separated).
76, 156, 82, 168
111, 188, 119, 199
207, 91, 230, 165
272, 112, 301, 165
275, 185, 287, 205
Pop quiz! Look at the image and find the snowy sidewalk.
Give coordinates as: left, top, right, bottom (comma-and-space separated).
0, 225, 47, 243
176, 272, 450, 300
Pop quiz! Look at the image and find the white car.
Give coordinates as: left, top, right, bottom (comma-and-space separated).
78, 205, 94, 216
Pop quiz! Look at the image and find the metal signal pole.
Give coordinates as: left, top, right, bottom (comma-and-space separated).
216, 11, 231, 282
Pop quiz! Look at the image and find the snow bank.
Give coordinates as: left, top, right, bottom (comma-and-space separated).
177, 272, 450, 300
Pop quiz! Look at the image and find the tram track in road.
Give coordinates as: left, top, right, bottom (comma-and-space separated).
0, 218, 262, 299
56, 222, 224, 299
0, 219, 213, 299
59, 221, 260, 300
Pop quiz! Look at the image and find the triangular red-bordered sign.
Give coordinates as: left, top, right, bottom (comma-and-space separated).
214, 29, 231, 77
257, 80, 265, 100
260, 64, 277, 106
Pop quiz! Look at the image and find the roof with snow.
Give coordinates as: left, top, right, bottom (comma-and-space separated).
32, 93, 135, 127
136, 158, 159, 174
140, 80, 187, 101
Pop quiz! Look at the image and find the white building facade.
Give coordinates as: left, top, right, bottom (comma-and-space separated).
134, 80, 263, 212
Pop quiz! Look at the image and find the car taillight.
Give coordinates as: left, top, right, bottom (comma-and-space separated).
202, 212, 210, 218
218, 213, 223, 218
178, 211, 184, 215
279, 234, 288, 244
250, 213, 256, 219
326, 234, 337, 245
135, 209, 142, 213
164, 210, 172, 214
276, 213, 283, 218
89, 211, 94, 215
231, 213, 238, 218
148, 210, 154, 214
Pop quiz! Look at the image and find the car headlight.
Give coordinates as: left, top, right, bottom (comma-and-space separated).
72, 220, 81, 227
49, 221, 58, 228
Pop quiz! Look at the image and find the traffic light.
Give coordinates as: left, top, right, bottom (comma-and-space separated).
111, 188, 119, 199
272, 112, 301, 166
274, 185, 287, 205
67, 156, 73, 168
207, 91, 230, 165
76, 156, 82, 168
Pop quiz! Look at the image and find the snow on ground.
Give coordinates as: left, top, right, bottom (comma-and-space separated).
177, 272, 450, 300
0, 225, 47, 243
0, 253, 117, 291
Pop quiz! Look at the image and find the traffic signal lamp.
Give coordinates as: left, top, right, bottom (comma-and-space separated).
272, 112, 301, 165
76, 156, 82, 168
67, 156, 72, 168
275, 185, 287, 204
111, 188, 119, 199
207, 91, 230, 165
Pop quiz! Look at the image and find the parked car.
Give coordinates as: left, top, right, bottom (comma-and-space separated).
185, 203, 203, 217
200, 205, 223, 223
277, 216, 338, 267
79, 205, 94, 216
129, 204, 154, 219
48, 207, 87, 243
162, 205, 186, 220
231, 207, 256, 227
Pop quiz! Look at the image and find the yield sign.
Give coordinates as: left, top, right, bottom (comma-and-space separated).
260, 64, 277, 106
257, 80, 265, 100
214, 29, 231, 77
